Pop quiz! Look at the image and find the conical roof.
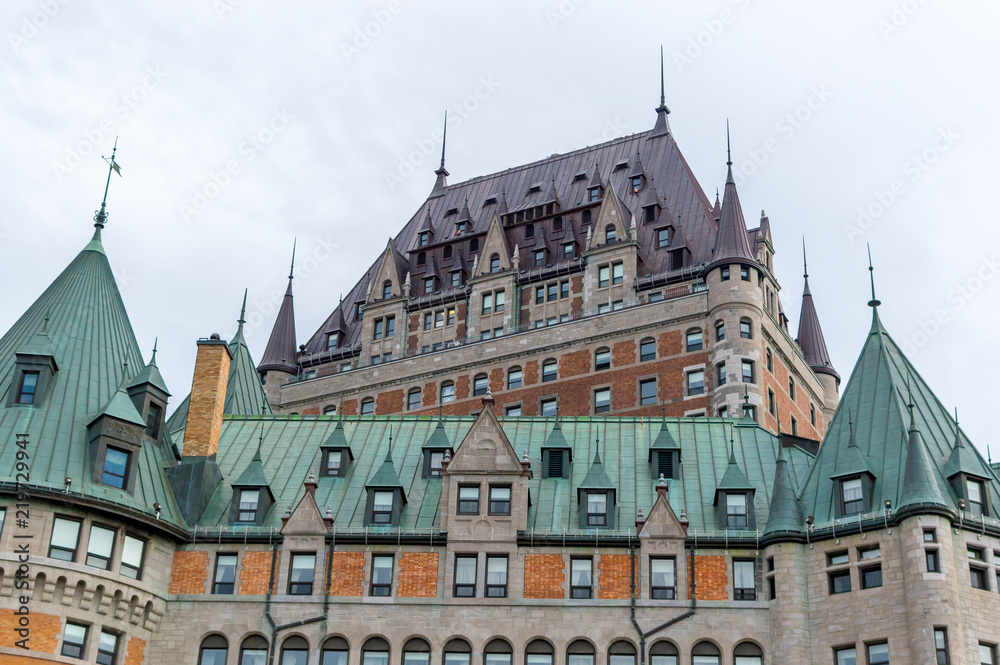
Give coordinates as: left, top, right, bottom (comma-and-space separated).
233, 447, 271, 488
763, 445, 802, 536
943, 414, 990, 479
797, 246, 838, 380
128, 342, 170, 395
367, 446, 405, 491
542, 419, 571, 451
898, 402, 947, 512
648, 421, 680, 460
259, 246, 298, 374
422, 419, 451, 450
579, 448, 615, 491
0, 225, 182, 527
706, 162, 757, 271
89, 384, 147, 428
717, 450, 755, 493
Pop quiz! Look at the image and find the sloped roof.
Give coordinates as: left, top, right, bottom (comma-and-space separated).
797, 249, 838, 380
762, 445, 802, 536
706, 163, 756, 271
0, 226, 183, 528
197, 415, 813, 532
259, 249, 298, 373
128, 344, 170, 396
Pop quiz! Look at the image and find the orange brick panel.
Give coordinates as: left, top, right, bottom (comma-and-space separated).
124, 636, 147, 665
302, 407, 321, 415
0, 608, 61, 653
397, 552, 439, 598
524, 554, 565, 599
239, 551, 279, 595
490, 367, 504, 393
328, 551, 365, 596
342, 398, 358, 416
560, 350, 591, 378
168, 550, 209, 594
598, 554, 635, 599
689, 555, 728, 601
376, 389, 403, 415
658, 330, 681, 357
612, 339, 636, 366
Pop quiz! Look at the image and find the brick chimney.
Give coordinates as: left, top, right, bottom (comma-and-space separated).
182, 334, 233, 458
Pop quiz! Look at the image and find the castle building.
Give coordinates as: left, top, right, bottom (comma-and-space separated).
254, 85, 839, 442
3, 82, 1000, 665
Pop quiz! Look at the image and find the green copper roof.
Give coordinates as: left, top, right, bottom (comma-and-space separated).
716, 450, 756, 493
579, 449, 616, 491
422, 419, 451, 450
943, 416, 989, 480
198, 415, 813, 532
367, 448, 405, 490
0, 227, 183, 528
649, 421, 681, 452
542, 420, 571, 451
128, 344, 170, 396
89, 386, 147, 427
323, 419, 350, 449
16, 323, 58, 362
798, 307, 994, 523
898, 407, 947, 511
762, 445, 802, 536
233, 448, 271, 488
830, 426, 874, 479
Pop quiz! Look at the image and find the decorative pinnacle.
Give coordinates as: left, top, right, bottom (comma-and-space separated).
93, 137, 121, 229
867, 243, 881, 308
726, 119, 732, 166
289, 238, 297, 281
238, 288, 248, 329
657, 45, 669, 113
802, 237, 808, 279
151, 338, 158, 365
438, 110, 448, 172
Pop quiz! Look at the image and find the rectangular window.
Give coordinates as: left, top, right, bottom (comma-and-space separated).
418, 231, 429, 246
788, 377, 796, 400
49, 517, 81, 562
428, 451, 444, 477
715, 322, 725, 341
441, 383, 455, 403
640, 339, 656, 362
385, 316, 395, 338
370, 555, 393, 596
721, 267, 730, 281
454, 555, 477, 597
482, 293, 493, 315
213, 553, 237, 594
598, 303, 610, 314
505, 405, 521, 417
686, 330, 703, 351
326, 450, 343, 476
145, 402, 162, 439
535, 286, 544, 304
858, 545, 881, 561
102, 447, 130, 489
829, 570, 851, 594
640, 379, 657, 405
971, 566, 989, 590
926, 548, 940, 573
968, 480, 986, 516
842, 478, 863, 515
119, 535, 145, 580
599, 265, 610, 288
594, 388, 611, 414
827, 550, 849, 566
742, 360, 755, 383
860, 565, 883, 589
486, 556, 508, 597
495, 291, 505, 312
935, 628, 950, 664
727, 493, 748, 529
571, 558, 593, 599
648, 291, 663, 302
289, 553, 316, 595
733, 559, 756, 600
372, 491, 394, 524
834, 648, 856, 665
451, 272, 461, 287
508, 368, 522, 389
489, 486, 511, 515
612, 262, 624, 285
434, 310, 444, 329
687, 370, 705, 396
424, 277, 435, 294
587, 492, 608, 526
717, 363, 727, 386
657, 228, 670, 247
373, 319, 383, 340
740, 321, 752, 339
740, 265, 750, 281
542, 360, 557, 382
768, 390, 776, 416
545, 449, 566, 478
766, 348, 773, 372
650, 557, 676, 599
535, 249, 546, 266
423, 312, 432, 331
407, 390, 421, 410
474, 375, 488, 396
595, 349, 611, 371
540, 398, 558, 416
85, 524, 116, 570
547, 283, 558, 301
62, 622, 88, 659
564, 243, 575, 259
458, 486, 480, 514
237, 489, 260, 523
561, 280, 570, 299
979, 643, 998, 665
16, 370, 39, 404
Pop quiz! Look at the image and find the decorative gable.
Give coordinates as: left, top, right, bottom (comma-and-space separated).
475, 215, 512, 277
372, 240, 405, 300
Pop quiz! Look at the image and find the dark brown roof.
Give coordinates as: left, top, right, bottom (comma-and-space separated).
259, 250, 298, 374
705, 164, 756, 271
796, 247, 838, 380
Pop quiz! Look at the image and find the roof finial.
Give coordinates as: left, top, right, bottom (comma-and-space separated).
255, 405, 266, 461
289, 238, 297, 282
867, 243, 881, 308
386, 424, 394, 462
729, 423, 737, 461
802, 237, 808, 279
439, 110, 448, 171
237, 288, 248, 332
659, 45, 666, 109
93, 137, 122, 230
726, 119, 732, 166
151, 337, 158, 366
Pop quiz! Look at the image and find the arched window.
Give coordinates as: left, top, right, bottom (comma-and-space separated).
470, 238, 479, 253
733, 642, 764, 665
526, 640, 554, 665
444, 245, 453, 259
322, 637, 350, 665
649, 641, 678, 665
441, 380, 455, 403
484, 639, 513, 665
639, 337, 656, 362
582, 209, 592, 225
691, 641, 721, 665
490, 253, 501, 273
444, 638, 472, 665
739, 317, 753, 340
382, 281, 392, 299
525, 223, 535, 238
542, 358, 558, 382
402, 638, 430, 665
567, 640, 595, 665
473, 373, 489, 396
198, 635, 228, 665
407, 388, 422, 411
240, 635, 268, 665
360, 398, 374, 416
507, 366, 522, 390
281, 636, 309, 665
417, 252, 426, 266
608, 641, 636, 665
323, 405, 337, 415
594, 347, 611, 371
605, 225, 616, 244
362, 637, 390, 665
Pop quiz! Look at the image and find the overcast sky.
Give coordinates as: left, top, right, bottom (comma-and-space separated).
2, 1, 998, 456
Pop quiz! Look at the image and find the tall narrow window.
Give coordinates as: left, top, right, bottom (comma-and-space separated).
473, 374, 488, 396
605, 226, 616, 244
594, 388, 611, 414
489, 486, 511, 515
651, 558, 676, 599
96, 630, 118, 665
372, 491, 393, 524
968, 479, 986, 516
288, 553, 316, 595
508, 367, 522, 389
715, 321, 726, 341
571, 558, 593, 598
16, 370, 39, 404
542, 359, 558, 382
49, 517, 81, 562
120, 535, 145, 580
686, 329, 703, 351
727, 494, 748, 528
788, 377, 796, 400
85, 524, 116, 570
587, 492, 608, 526
595, 348, 611, 370
741, 360, 755, 383
490, 254, 501, 273
441, 381, 455, 403
145, 402, 162, 439
935, 628, 950, 664
213, 554, 237, 594
486, 555, 508, 597
237, 489, 260, 523
62, 622, 88, 659
740, 319, 752, 339
717, 363, 727, 386
733, 560, 756, 600
101, 447, 130, 489
454, 555, 477, 597
640, 338, 656, 361
381, 281, 392, 299
370, 555, 393, 596
979, 643, 997, 665
842, 478, 863, 515
407, 388, 422, 411
640, 379, 657, 405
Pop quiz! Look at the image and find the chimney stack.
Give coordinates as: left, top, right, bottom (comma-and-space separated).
182, 335, 233, 458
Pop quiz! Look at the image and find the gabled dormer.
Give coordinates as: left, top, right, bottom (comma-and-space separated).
416, 209, 435, 248
126, 341, 170, 442
640, 180, 660, 224
829, 421, 876, 518
713, 442, 756, 530
421, 418, 452, 478
648, 420, 681, 480
87, 382, 148, 494
230, 446, 276, 526
587, 164, 604, 203
319, 419, 354, 478
365, 446, 406, 526
942, 413, 990, 516
578, 445, 616, 528
541, 420, 572, 479
628, 152, 646, 194
7, 320, 58, 408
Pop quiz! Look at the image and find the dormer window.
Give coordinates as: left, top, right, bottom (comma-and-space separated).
657, 228, 670, 248
542, 448, 569, 478
417, 252, 426, 266
726, 493, 749, 528
841, 478, 863, 516
101, 447, 130, 489
534, 249, 545, 266
327, 332, 340, 351
451, 272, 461, 287
144, 402, 162, 439
630, 176, 642, 193
371, 491, 394, 524
16, 371, 39, 404
605, 226, 616, 244
644, 205, 657, 223
968, 479, 986, 516
652, 450, 675, 479
586, 492, 608, 526
588, 187, 600, 202
423, 449, 447, 477
490, 254, 501, 273
237, 489, 260, 523
418, 232, 429, 247
381, 281, 392, 299
424, 277, 436, 294
563, 243, 575, 259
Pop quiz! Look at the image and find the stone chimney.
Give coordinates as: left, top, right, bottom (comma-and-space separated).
182, 334, 233, 458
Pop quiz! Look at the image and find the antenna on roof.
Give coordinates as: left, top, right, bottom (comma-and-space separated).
867, 243, 881, 308
94, 137, 122, 230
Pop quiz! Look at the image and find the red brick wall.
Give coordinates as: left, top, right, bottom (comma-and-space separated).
168, 550, 208, 594
597, 554, 635, 599
524, 554, 564, 599
423, 381, 438, 406
523, 360, 539, 385
760, 342, 823, 439
328, 551, 365, 596
397, 552, 438, 598
612, 339, 636, 366
560, 350, 590, 378
302, 407, 321, 415
455, 303, 468, 340
342, 398, 358, 416
0, 608, 60, 653
124, 636, 146, 665
376, 389, 403, 415
689, 555, 728, 601
490, 367, 504, 393
239, 551, 279, 595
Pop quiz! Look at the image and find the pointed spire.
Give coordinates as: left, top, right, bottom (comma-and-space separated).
943, 407, 988, 480
797, 238, 838, 380
867, 243, 881, 309
737, 384, 757, 427
898, 380, 947, 512
651, 46, 671, 136
588, 161, 603, 190
706, 122, 756, 272
93, 137, 121, 231
726, 119, 732, 166
235, 288, 248, 338
431, 111, 450, 197
127, 338, 170, 396
259, 240, 299, 375
715, 427, 754, 500
763, 442, 802, 537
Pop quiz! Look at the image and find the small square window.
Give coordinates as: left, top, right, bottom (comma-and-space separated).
867, 643, 889, 665
648, 291, 663, 302
828, 570, 851, 594
860, 565, 882, 589
858, 545, 881, 561
686, 370, 705, 396
540, 398, 558, 417
979, 643, 998, 665
924, 529, 937, 543
834, 647, 856, 665
458, 486, 480, 514
505, 404, 521, 417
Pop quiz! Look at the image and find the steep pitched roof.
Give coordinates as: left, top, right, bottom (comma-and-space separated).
259, 246, 298, 374
0, 225, 183, 528
762, 445, 802, 536
128, 342, 170, 396
797, 244, 839, 380
898, 401, 947, 512
706, 160, 756, 271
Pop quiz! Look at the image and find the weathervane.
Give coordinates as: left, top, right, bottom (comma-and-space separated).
94, 137, 122, 229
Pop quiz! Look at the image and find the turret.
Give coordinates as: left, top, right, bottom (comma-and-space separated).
259, 242, 299, 403
797, 241, 840, 423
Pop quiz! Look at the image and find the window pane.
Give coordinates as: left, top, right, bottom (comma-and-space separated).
62, 623, 87, 658
374, 491, 393, 511
456, 557, 477, 584
86, 525, 115, 568
102, 447, 129, 488
734, 561, 755, 588
867, 643, 889, 665
610, 656, 634, 665
595, 389, 611, 413
485, 655, 510, 665
403, 653, 428, 665
446, 654, 471, 665
640, 380, 657, 405
120, 535, 144, 578
242, 649, 268, 665
201, 647, 229, 665
835, 648, 857, 665
50, 518, 80, 560
651, 558, 675, 588
568, 656, 594, 665
527, 655, 553, 665
541, 399, 558, 416
487, 557, 507, 584
281, 651, 310, 665
364, 652, 389, 665
571, 559, 592, 586
372, 556, 393, 585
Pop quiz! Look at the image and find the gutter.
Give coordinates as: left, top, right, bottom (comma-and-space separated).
629, 544, 697, 665
264, 540, 332, 665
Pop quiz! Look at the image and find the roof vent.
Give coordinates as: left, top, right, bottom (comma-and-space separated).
614, 160, 629, 171
483, 196, 498, 206
445, 207, 459, 216
526, 183, 542, 194
573, 172, 587, 182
